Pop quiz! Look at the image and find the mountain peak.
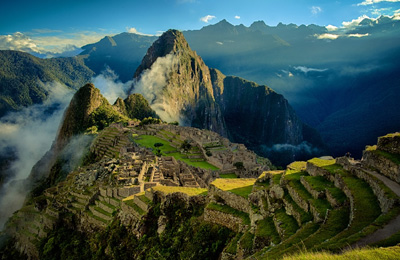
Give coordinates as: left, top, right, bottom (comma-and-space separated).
134, 29, 189, 78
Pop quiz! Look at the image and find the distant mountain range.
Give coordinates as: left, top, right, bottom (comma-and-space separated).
1, 16, 399, 160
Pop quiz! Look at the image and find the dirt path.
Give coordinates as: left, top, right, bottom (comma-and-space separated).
349, 166, 400, 248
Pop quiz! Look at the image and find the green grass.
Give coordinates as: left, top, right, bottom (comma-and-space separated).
207, 203, 250, 225
275, 208, 300, 240
283, 193, 313, 224
303, 207, 350, 250
303, 175, 331, 193
124, 200, 145, 215
263, 222, 320, 259
138, 194, 152, 204
316, 164, 381, 250
272, 172, 283, 184
86, 210, 108, 224
93, 206, 113, 217
282, 245, 400, 260
152, 186, 208, 196
373, 149, 400, 165
225, 232, 243, 254
240, 231, 255, 251
372, 230, 400, 247
307, 158, 336, 168
229, 185, 254, 199
255, 217, 281, 245
309, 198, 332, 218
219, 173, 238, 179
134, 135, 219, 170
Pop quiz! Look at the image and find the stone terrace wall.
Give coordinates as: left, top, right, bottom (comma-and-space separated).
378, 134, 400, 155
209, 185, 250, 213
363, 150, 400, 183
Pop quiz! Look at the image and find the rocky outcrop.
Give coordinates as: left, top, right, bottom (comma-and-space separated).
133, 30, 227, 136
363, 149, 400, 183
377, 133, 400, 155
113, 93, 158, 120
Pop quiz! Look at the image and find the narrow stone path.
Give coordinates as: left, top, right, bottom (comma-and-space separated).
362, 167, 400, 197
349, 164, 400, 248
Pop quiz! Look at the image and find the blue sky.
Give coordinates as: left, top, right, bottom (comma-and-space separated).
1, 0, 399, 55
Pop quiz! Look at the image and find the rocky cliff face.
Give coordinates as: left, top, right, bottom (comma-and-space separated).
132, 30, 323, 165
133, 29, 227, 136
113, 93, 158, 121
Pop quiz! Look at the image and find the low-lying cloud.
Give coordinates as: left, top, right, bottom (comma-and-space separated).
132, 53, 180, 123
92, 67, 133, 104
294, 66, 328, 74
0, 81, 73, 229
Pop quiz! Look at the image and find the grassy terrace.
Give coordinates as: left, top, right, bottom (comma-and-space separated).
283, 193, 312, 224
366, 145, 400, 165
262, 222, 320, 259
152, 186, 208, 196
256, 217, 281, 245
274, 208, 300, 240
206, 202, 250, 225
282, 245, 400, 260
225, 232, 243, 254
124, 200, 145, 215
211, 178, 256, 198
134, 135, 219, 170
86, 210, 108, 224
311, 162, 381, 250
303, 175, 347, 205
219, 173, 238, 179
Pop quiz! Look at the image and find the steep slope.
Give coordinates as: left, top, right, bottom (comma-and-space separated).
133, 30, 323, 165
113, 94, 158, 121
28, 84, 154, 191
0, 50, 94, 117
2, 129, 400, 259
133, 29, 227, 136
80, 33, 157, 82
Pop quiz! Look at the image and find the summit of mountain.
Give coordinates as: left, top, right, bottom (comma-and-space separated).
132, 30, 324, 165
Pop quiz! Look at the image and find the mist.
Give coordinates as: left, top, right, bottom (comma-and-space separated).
0, 81, 73, 229
92, 67, 133, 104
132, 53, 180, 123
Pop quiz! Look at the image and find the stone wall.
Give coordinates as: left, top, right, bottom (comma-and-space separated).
204, 208, 247, 232
209, 185, 250, 213
363, 150, 400, 183
348, 167, 397, 213
306, 162, 331, 178
286, 186, 309, 212
377, 134, 400, 155
300, 176, 324, 199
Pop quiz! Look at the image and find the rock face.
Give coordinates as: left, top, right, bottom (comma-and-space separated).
113, 93, 158, 120
133, 29, 227, 136
133, 30, 323, 164
56, 83, 104, 150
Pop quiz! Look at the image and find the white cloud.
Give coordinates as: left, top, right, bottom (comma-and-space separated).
358, 0, 400, 6
326, 25, 338, 31
294, 66, 328, 74
342, 15, 371, 29
126, 27, 154, 36
311, 6, 322, 15
92, 67, 133, 104
315, 33, 340, 40
235, 15, 241, 19
347, 33, 369, 37
200, 15, 216, 23
0, 30, 113, 58
0, 81, 73, 229
132, 54, 181, 123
